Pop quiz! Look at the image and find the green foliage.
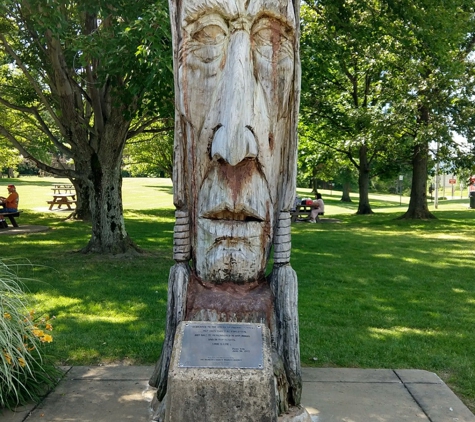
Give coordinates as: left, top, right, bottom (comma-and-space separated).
123, 123, 174, 177
299, 1, 413, 211
0, 141, 21, 172
0, 0, 174, 173
299, 0, 475, 215
0, 260, 60, 409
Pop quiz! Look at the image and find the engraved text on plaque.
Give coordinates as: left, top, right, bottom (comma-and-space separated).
179, 322, 263, 369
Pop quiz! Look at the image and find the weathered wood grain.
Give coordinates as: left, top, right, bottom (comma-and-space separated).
151, 0, 303, 418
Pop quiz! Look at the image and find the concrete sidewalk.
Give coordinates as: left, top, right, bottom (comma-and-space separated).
2, 366, 474, 422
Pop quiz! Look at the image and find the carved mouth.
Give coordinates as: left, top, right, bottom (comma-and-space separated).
201, 208, 263, 222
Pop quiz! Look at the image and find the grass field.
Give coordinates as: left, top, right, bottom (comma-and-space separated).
1, 176, 475, 411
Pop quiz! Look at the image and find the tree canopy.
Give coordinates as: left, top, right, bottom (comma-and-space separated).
299, 0, 475, 218
0, 0, 174, 253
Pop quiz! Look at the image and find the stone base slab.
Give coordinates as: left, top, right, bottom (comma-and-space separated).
165, 322, 277, 422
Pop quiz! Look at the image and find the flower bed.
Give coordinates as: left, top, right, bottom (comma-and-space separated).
1, 261, 61, 409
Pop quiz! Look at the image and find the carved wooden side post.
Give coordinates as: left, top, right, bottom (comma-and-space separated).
150, 0, 303, 419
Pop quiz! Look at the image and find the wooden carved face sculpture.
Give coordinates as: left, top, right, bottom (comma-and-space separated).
174, 0, 298, 284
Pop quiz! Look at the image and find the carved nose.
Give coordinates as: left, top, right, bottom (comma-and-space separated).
211, 31, 258, 166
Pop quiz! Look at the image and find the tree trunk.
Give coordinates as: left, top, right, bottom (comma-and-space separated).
70, 177, 92, 221
80, 125, 140, 255
341, 182, 352, 202
399, 104, 435, 220
69, 157, 93, 221
399, 141, 435, 219
356, 144, 373, 214
311, 167, 318, 193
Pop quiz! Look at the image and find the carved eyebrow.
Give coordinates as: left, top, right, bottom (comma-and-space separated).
183, 0, 237, 24
182, 0, 296, 29
248, 1, 296, 27
252, 13, 296, 36
186, 13, 228, 36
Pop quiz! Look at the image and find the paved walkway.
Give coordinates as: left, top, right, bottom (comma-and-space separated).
2, 366, 474, 422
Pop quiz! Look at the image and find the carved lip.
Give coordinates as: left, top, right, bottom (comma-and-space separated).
201, 204, 264, 222
197, 161, 269, 225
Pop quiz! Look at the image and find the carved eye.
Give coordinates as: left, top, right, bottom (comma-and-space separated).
252, 18, 293, 62
188, 17, 228, 63
193, 24, 227, 45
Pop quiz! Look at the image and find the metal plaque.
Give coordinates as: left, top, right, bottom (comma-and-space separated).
179, 322, 264, 369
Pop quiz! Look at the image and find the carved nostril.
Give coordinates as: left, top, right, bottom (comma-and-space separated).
211, 125, 258, 166
268, 132, 274, 150
245, 128, 258, 158
209, 125, 223, 160
211, 126, 225, 161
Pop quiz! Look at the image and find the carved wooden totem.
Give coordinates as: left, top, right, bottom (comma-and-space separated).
150, 0, 302, 417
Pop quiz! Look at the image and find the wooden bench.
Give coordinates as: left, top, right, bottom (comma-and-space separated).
51, 184, 75, 194
0, 211, 20, 228
47, 199, 77, 210
290, 205, 322, 223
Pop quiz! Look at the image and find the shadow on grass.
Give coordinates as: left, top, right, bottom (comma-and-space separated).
293, 209, 475, 405
0, 179, 57, 187
3, 204, 475, 409
17, 248, 173, 365
145, 184, 174, 195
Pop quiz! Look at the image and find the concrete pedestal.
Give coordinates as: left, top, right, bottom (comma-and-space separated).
165, 322, 277, 422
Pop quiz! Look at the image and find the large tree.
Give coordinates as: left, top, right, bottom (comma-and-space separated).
300, 0, 474, 219
300, 1, 409, 214
0, 0, 173, 253
383, 0, 475, 219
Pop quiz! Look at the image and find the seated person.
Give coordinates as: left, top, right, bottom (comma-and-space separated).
291, 195, 301, 212
0, 184, 19, 213
309, 193, 324, 223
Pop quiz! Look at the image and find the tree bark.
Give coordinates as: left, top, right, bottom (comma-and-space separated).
356, 144, 373, 214
70, 176, 92, 221
78, 123, 141, 254
399, 104, 435, 220
341, 181, 352, 202
399, 141, 435, 219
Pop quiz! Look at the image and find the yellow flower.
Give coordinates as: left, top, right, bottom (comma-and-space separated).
32, 329, 45, 338
3, 312, 11, 319
45, 323, 53, 331
18, 358, 26, 367
41, 334, 53, 343
3, 352, 12, 365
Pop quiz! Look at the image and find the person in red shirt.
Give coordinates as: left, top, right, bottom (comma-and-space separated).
0, 184, 19, 212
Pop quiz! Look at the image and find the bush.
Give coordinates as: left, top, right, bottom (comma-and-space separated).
0, 261, 61, 409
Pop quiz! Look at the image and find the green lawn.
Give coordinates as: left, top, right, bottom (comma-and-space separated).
1, 176, 475, 411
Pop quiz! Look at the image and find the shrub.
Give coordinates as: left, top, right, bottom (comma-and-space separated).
0, 261, 61, 409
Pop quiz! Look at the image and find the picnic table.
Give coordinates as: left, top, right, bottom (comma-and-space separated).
52, 184, 75, 194
0, 210, 20, 228
291, 204, 312, 222
291, 204, 322, 223
47, 193, 76, 210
